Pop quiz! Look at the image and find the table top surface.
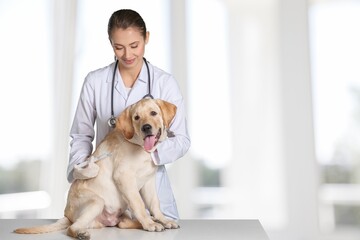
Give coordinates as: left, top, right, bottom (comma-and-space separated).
0, 219, 269, 240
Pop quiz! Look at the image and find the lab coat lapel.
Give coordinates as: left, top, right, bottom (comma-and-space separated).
127, 80, 148, 106
126, 63, 150, 106
114, 70, 128, 101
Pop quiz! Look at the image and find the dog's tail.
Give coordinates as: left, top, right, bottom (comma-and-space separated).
14, 217, 71, 234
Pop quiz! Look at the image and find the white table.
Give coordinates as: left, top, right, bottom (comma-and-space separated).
1, 219, 269, 240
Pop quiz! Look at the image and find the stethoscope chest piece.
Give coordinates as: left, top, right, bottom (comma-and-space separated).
108, 116, 116, 128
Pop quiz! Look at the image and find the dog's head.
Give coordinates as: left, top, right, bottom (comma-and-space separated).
116, 98, 177, 152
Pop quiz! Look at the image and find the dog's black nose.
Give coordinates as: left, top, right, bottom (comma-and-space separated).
141, 124, 152, 133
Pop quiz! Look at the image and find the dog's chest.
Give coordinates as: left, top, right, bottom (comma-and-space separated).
115, 149, 155, 175
111, 150, 156, 188
133, 155, 157, 187
131, 153, 157, 190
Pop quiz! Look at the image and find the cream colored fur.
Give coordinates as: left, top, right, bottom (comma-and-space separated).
14, 98, 179, 239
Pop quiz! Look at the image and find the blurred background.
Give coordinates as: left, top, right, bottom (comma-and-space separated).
0, 0, 360, 239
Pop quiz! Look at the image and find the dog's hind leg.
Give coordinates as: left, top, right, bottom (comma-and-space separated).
66, 194, 105, 240
117, 211, 142, 229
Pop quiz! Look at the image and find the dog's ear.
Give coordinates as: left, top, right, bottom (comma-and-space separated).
155, 99, 177, 128
116, 107, 134, 139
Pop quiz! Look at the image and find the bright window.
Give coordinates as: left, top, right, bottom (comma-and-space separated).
186, 0, 232, 217
309, 0, 360, 232
0, 0, 52, 218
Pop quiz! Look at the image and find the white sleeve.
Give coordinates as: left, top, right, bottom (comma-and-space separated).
151, 76, 191, 165
67, 74, 96, 183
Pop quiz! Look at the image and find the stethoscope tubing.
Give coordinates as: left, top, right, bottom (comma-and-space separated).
108, 57, 153, 128
110, 59, 118, 122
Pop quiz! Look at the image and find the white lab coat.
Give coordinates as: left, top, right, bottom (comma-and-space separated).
67, 61, 191, 220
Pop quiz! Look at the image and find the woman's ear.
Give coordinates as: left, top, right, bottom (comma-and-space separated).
145, 31, 150, 44
155, 99, 177, 128
116, 107, 134, 139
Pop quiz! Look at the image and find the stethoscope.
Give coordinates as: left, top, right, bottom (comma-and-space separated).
107, 57, 153, 128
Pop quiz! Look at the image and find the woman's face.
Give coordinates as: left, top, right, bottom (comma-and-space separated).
110, 27, 149, 70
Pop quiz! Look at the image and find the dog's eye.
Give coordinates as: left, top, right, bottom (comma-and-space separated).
150, 111, 157, 116
134, 115, 140, 121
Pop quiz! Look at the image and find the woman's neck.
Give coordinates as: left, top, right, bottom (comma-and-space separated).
119, 61, 143, 88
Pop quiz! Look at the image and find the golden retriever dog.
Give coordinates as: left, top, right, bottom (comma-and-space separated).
14, 98, 179, 239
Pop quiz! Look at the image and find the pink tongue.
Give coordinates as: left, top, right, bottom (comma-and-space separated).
144, 135, 156, 151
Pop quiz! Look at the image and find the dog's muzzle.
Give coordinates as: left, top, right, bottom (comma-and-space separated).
143, 126, 162, 152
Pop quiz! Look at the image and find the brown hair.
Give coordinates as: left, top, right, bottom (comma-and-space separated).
107, 9, 147, 40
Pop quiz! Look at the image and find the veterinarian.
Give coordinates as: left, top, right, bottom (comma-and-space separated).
67, 9, 190, 220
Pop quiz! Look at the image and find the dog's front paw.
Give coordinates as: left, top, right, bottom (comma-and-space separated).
143, 222, 165, 232
152, 217, 179, 229
163, 220, 179, 229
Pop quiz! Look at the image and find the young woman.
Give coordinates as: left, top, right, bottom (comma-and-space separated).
67, 9, 190, 220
